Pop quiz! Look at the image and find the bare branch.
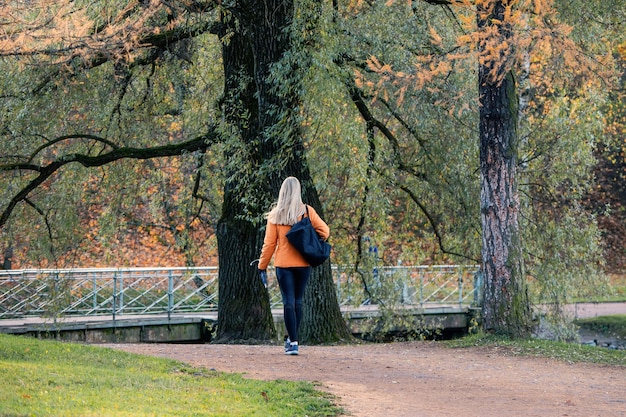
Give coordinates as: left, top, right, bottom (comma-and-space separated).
0, 128, 220, 231
343, 71, 426, 181
399, 184, 479, 263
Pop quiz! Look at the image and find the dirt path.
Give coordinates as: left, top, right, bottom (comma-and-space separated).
105, 341, 625, 417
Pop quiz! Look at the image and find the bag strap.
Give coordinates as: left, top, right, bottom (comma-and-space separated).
291, 205, 309, 226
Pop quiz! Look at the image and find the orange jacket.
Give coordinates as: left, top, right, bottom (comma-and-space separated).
258, 205, 330, 270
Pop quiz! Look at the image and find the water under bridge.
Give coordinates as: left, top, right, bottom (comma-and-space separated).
0, 265, 481, 343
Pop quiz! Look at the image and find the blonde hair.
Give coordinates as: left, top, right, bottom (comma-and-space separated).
266, 176, 304, 225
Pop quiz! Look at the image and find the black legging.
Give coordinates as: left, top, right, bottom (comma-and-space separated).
276, 266, 311, 343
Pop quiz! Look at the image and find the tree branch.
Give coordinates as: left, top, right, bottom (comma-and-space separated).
339, 59, 477, 263
0, 129, 219, 231
24, 198, 56, 255
399, 184, 479, 263
0, 2, 222, 62
420, 0, 452, 4
27, 134, 120, 164
8, 3, 223, 95
343, 71, 426, 181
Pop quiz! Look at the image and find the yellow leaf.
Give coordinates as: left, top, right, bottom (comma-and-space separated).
429, 26, 443, 47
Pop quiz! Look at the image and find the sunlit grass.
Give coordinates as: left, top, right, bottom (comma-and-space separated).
0, 334, 341, 417
444, 332, 626, 367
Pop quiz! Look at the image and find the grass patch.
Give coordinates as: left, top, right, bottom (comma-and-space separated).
574, 314, 626, 340
444, 333, 626, 367
0, 334, 342, 417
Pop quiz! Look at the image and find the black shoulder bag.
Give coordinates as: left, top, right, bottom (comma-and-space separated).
286, 205, 331, 267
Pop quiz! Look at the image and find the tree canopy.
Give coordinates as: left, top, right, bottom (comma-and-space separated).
1, 0, 625, 339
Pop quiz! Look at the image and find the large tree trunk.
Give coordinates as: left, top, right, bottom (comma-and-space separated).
216, 0, 351, 343
478, 1, 532, 337
215, 11, 275, 342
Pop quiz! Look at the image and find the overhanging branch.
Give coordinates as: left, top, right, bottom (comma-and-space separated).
27, 134, 120, 164
399, 184, 479, 263
341, 62, 477, 263
342, 71, 427, 180
0, 129, 219, 231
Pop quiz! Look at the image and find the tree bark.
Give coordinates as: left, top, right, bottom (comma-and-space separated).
215, 0, 351, 343
214, 9, 275, 342
216, 216, 276, 342
478, 1, 532, 337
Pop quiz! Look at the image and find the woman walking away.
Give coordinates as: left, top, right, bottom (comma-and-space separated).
258, 177, 330, 355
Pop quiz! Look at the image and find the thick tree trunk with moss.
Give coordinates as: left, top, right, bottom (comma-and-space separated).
215, 0, 350, 343
216, 218, 276, 342
214, 13, 275, 342
478, 1, 532, 337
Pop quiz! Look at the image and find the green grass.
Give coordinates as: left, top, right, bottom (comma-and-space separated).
0, 334, 342, 417
574, 314, 626, 339
444, 332, 626, 367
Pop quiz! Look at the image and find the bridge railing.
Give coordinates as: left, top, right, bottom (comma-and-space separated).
331, 264, 480, 308
0, 265, 479, 319
0, 267, 219, 320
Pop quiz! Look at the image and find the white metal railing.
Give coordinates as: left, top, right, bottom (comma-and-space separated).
331, 264, 480, 307
0, 265, 480, 319
0, 267, 219, 319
